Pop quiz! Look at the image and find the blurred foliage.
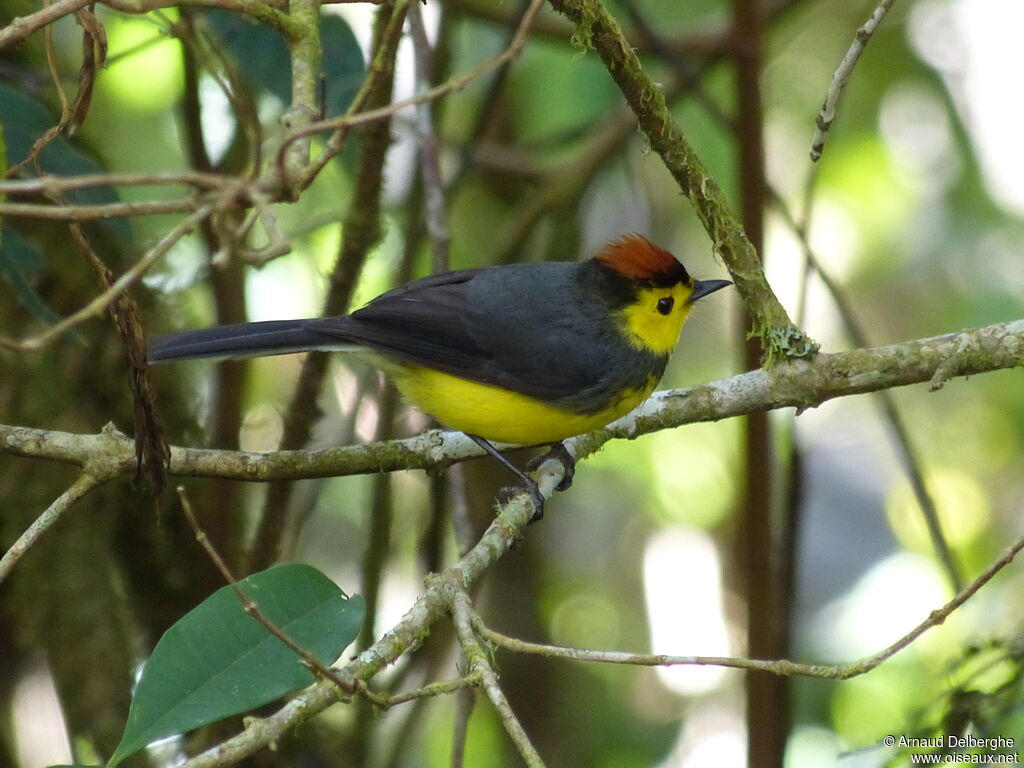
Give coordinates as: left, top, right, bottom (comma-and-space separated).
1, 0, 1024, 766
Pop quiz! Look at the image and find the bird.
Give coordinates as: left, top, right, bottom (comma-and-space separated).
149, 234, 730, 517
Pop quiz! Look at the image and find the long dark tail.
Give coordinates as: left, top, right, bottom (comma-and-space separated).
148, 319, 356, 363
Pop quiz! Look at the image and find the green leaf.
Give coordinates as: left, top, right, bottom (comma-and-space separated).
203, 10, 291, 104
321, 15, 365, 117
0, 227, 64, 327
1, 122, 6, 248
108, 564, 364, 765
201, 10, 363, 116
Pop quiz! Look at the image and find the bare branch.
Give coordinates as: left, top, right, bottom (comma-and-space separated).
0, 171, 230, 195
144, 431, 1024, 766
0, 0, 93, 50
359, 675, 481, 711
475, 530, 1024, 680
4, 315, 1021, 760
277, 0, 323, 191
450, 588, 546, 768
446, 0, 797, 56
288, 0, 412, 188
0, 198, 197, 220
0, 0, 383, 50
810, 0, 897, 162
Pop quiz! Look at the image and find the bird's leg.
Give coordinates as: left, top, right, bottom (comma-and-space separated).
466, 434, 546, 522
526, 442, 575, 492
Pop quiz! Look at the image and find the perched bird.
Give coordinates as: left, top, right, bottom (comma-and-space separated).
149, 234, 730, 515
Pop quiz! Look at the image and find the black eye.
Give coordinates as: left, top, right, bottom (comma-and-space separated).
656, 297, 674, 315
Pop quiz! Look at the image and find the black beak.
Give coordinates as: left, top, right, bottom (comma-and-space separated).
688, 278, 732, 303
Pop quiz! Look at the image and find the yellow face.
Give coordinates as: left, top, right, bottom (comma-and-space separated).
617, 282, 694, 355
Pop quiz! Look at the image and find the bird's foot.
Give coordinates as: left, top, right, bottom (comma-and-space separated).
497, 479, 546, 523
468, 434, 546, 522
527, 441, 576, 492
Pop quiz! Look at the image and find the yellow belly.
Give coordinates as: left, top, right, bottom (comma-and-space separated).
390, 365, 653, 445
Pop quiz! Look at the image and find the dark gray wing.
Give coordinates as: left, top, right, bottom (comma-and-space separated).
308, 263, 636, 410
306, 268, 495, 374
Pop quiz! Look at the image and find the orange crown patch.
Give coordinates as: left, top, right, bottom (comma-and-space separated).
593, 234, 689, 283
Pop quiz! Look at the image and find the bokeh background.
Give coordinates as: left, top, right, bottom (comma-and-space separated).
2, 0, 1024, 766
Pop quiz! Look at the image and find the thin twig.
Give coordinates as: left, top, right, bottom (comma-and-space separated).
0, 202, 213, 352
0, 170, 230, 194
104, 0, 297, 36
0, 198, 197, 220
0, 0, 92, 50
0, 0, 350, 50
476, 529, 1024, 679
286, 0, 412, 189
810, 0, 897, 162
61, 194, 170, 495
450, 588, 547, 768
360, 674, 481, 711
42, 0, 72, 129
446, 0, 788, 56
285, 0, 546, 183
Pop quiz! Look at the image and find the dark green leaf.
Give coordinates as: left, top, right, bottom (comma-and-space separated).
108, 564, 364, 765
0, 227, 63, 326
201, 11, 363, 116
202, 10, 291, 103
1, 122, 6, 247
321, 15, 365, 117
0, 83, 55, 154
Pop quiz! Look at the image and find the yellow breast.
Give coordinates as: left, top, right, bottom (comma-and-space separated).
390, 365, 655, 445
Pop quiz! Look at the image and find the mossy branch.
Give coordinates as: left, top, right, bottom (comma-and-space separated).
277, 0, 324, 193
547, 0, 812, 362
2, 318, 1021, 482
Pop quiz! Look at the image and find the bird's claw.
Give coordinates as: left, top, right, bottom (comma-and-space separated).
498, 481, 546, 523
527, 441, 576, 492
